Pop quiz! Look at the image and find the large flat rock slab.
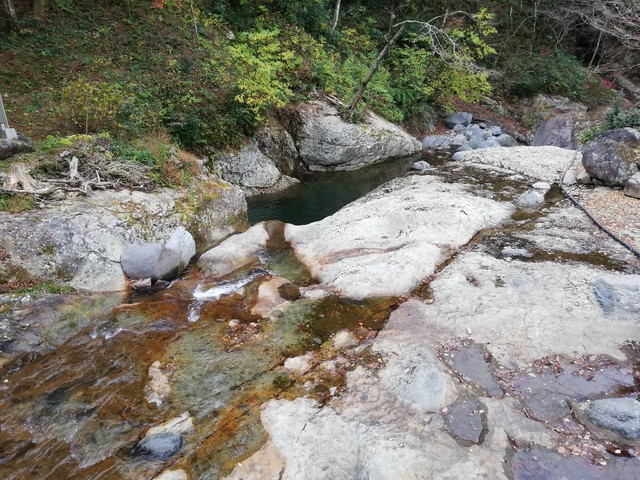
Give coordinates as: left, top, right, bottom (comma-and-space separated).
226, 300, 559, 480
423, 252, 640, 366
285, 175, 513, 298
453, 146, 578, 183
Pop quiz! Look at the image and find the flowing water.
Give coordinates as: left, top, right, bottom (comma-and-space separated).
0, 221, 397, 479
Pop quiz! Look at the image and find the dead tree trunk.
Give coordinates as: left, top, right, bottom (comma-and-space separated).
331, 0, 341, 32
3, 0, 18, 28
347, 25, 405, 122
6, 164, 39, 191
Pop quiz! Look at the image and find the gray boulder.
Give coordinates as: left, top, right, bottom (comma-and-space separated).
517, 189, 545, 208
216, 141, 290, 189
451, 134, 467, 146
282, 100, 421, 171
411, 160, 432, 171
562, 170, 578, 185
0, 132, 35, 160
582, 128, 640, 187
455, 144, 473, 154
575, 398, 640, 446
445, 112, 473, 129
165, 226, 196, 272
577, 172, 592, 184
463, 125, 489, 140
531, 114, 575, 149
215, 140, 300, 197
0, 180, 247, 292
495, 134, 515, 147
477, 138, 501, 149
624, 172, 640, 198
421, 135, 452, 150
121, 227, 197, 281
489, 126, 502, 136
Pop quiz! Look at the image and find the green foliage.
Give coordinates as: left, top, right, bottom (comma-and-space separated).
10, 282, 75, 295
60, 79, 126, 134
39, 133, 106, 151
605, 102, 640, 130
503, 50, 596, 101
579, 126, 601, 144
225, 28, 297, 121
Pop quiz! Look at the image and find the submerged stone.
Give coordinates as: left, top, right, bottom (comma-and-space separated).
592, 274, 640, 314
442, 396, 487, 445
510, 446, 640, 480
444, 342, 503, 397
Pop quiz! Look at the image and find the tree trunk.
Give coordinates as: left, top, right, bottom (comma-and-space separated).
7, 164, 39, 192
189, 0, 199, 43
347, 25, 405, 122
330, 0, 341, 32
3, 0, 18, 28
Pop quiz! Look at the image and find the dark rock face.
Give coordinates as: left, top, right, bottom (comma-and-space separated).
582, 128, 640, 187
136, 433, 182, 460
531, 114, 575, 149
444, 112, 473, 129
278, 282, 301, 300
0, 132, 35, 160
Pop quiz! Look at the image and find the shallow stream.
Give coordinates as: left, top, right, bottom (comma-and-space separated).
1, 152, 638, 479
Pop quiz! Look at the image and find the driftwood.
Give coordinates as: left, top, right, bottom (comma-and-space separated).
613, 74, 640, 102
6, 163, 39, 191
0, 162, 118, 197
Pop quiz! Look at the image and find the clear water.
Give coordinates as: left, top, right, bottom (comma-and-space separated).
247, 155, 420, 225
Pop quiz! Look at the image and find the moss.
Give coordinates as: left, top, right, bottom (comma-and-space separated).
9, 283, 75, 296
0, 194, 35, 213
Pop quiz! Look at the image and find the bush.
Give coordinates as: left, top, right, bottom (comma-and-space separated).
60, 79, 126, 134
605, 102, 640, 129
504, 50, 588, 100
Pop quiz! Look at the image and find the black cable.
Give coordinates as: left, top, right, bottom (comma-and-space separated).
559, 151, 640, 258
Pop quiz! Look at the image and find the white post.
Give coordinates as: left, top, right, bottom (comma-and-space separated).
0, 94, 19, 140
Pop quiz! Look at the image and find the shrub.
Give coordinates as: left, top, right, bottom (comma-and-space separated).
60, 79, 126, 134
504, 50, 588, 100
605, 102, 640, 129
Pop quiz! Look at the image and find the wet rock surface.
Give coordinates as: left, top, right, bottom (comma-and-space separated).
2, 146, 640, 479
576, 398, 640, 446
136, 433, 182, 460
442, 396, 487, 445
285, 174, 513, 298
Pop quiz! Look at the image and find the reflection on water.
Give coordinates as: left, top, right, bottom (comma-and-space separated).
247, 155, 420, 225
